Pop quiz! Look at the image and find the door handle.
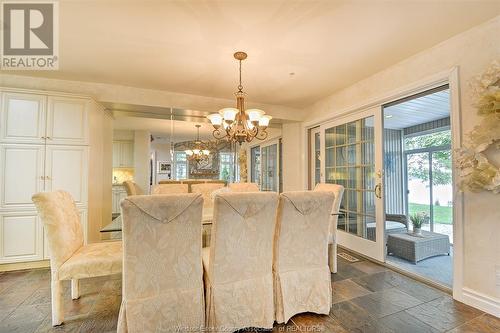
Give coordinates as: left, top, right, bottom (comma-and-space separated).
375, 183, 382, 199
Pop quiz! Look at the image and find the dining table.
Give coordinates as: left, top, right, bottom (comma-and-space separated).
101, 207, 214, 246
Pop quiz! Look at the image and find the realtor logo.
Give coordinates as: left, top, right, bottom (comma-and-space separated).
1, 1, 59, 70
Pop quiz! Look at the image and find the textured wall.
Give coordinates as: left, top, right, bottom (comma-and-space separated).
303, 17, 500, 304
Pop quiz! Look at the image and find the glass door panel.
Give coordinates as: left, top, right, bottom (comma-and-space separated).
309, 127, 321, 188
324, 115, 377, 240
260, 142, 278, 192
407, 152, 431, 231
431, 150, 453, 241
321, 107, 384, 261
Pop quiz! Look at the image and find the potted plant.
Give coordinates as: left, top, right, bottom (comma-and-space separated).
409, 212, 427, 236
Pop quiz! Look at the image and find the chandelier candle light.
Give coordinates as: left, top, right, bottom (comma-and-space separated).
185, 124, 211, 163
207, 52, 272, 144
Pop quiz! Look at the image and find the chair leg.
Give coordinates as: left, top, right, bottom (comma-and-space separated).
71, 279, 80, 300
51, 279, 64, 326
328, 243, 337, 274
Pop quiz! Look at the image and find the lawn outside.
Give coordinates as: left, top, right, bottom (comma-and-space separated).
409, 202, 452, 225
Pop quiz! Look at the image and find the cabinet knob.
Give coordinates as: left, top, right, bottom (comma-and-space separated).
46, 176, 51, 180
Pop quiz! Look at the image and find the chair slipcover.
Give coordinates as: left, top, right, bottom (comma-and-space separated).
32, 191, 122, 326
123, 181, 143, 196
228, 182, 260, 192
117, 194, 204, 333
313, 183, 345, 273
191, 183, 225, 210
151, 183, 189, 194
274, 191, 334, 323
203, 192, 278, 331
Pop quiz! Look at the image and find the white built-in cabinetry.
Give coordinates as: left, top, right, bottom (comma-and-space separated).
112, 185, 127, 214
112, 141, 134, 168
0, 90, 91, 264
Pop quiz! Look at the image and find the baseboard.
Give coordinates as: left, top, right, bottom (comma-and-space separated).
461, 287, 500, 318
0, 260, 50, 272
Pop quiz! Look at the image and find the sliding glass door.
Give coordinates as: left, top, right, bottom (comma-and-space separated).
309, 127, 321, 188
320, 107, 385, 261
405, 130, 452, 240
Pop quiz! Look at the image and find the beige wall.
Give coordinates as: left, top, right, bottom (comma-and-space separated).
281, 123, 303, 192
87, 102, 113, 243
151, 142, 173, 183
302, 17, 500, 309
134, 131, 151, 193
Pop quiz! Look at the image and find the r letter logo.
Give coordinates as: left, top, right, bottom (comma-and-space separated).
1, 1, 59, 70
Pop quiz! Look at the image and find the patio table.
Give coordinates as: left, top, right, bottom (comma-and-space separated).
387, 230, 450, 264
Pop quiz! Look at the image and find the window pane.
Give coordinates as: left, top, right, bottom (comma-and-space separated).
404, 130, 451, 150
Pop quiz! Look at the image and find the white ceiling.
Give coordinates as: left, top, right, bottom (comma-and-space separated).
384, 88, 450, 129
11, 1, 500, 108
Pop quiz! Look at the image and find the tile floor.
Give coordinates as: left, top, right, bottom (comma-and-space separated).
0, 253, 498, 333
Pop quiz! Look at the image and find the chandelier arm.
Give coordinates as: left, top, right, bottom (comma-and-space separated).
212, 128, 228, 140
255, 129, 268, 140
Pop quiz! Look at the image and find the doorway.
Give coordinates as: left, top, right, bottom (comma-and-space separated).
383, 85, 453, 288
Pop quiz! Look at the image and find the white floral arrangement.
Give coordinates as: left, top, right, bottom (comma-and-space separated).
456, 61, 500, 193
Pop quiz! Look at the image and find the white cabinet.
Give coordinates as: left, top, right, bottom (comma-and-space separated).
0, 90, 92, 265
0, 211, 43, 263
113, 141, 134, 168
0, 145, 45, 210
47, 97, 88, 145
45, 145, 88, 205
0, 92, 47, 144
112, 185, 127, 214
0, 145, 88, 210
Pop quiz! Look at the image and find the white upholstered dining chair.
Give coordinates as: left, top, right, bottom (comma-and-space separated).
313, 183, 345, 273
123, 180, 143, 196
203, 192, 279, 331
32, 191, 122, 326
191, 183, 225, 210
273, 191, 335, 323
117, 193, 205, 333
228, 182, 260, 192
151, 183, 189, 194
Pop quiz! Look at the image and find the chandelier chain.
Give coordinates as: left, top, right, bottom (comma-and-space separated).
237, 59, 243, 92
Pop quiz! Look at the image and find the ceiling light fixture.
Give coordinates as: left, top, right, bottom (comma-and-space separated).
185, 125, 211, 163
207, 52, 271, 144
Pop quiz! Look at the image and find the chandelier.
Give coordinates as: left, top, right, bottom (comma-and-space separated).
185, 125, 210, 163
207, 52, 272, 144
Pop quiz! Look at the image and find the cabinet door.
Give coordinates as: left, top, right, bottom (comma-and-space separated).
45, 145, 88, 206
120, 142, 134, 167
118, 190, 127, 208
0, 211, 43, 263
0, 92, 47, 144
0, 145, 45, 210
46, 96, 88, 145
112, 142, 121, 168
44, 208, 87, 259
112, 189, 120, 214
